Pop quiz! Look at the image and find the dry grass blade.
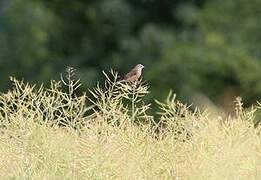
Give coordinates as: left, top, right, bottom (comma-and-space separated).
0, 68, 260, 179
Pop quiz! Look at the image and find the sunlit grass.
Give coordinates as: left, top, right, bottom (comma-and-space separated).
0, 68, 260, 179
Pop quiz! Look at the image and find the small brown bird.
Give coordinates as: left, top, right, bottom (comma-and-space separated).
119, 64, 145, 83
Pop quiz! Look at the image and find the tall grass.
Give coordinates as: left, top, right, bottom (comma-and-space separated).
0, 69, 260, 179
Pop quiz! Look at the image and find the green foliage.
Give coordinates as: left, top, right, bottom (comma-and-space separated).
0, 0, 260, 107
0, 0, 52, 85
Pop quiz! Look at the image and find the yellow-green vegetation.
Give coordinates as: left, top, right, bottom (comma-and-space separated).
0, 69, 260, 179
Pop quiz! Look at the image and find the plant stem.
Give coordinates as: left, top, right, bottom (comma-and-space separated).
131, 87, 135, 123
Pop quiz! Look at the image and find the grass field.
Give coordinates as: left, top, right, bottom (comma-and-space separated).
0, 70, 260, 179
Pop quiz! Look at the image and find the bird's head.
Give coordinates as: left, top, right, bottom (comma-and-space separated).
135, 64, 145, 70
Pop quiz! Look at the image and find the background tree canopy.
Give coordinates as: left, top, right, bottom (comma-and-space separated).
0, 0, 260, 109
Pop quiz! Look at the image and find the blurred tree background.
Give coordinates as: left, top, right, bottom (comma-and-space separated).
0, 0, 261, 109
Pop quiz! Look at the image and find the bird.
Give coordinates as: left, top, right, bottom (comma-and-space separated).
119, 64, 145, 83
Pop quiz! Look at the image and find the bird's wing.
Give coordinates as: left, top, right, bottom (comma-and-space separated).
124, 69, 138, 80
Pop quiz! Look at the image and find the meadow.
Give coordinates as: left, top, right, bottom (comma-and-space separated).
0, 69, 260, 179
